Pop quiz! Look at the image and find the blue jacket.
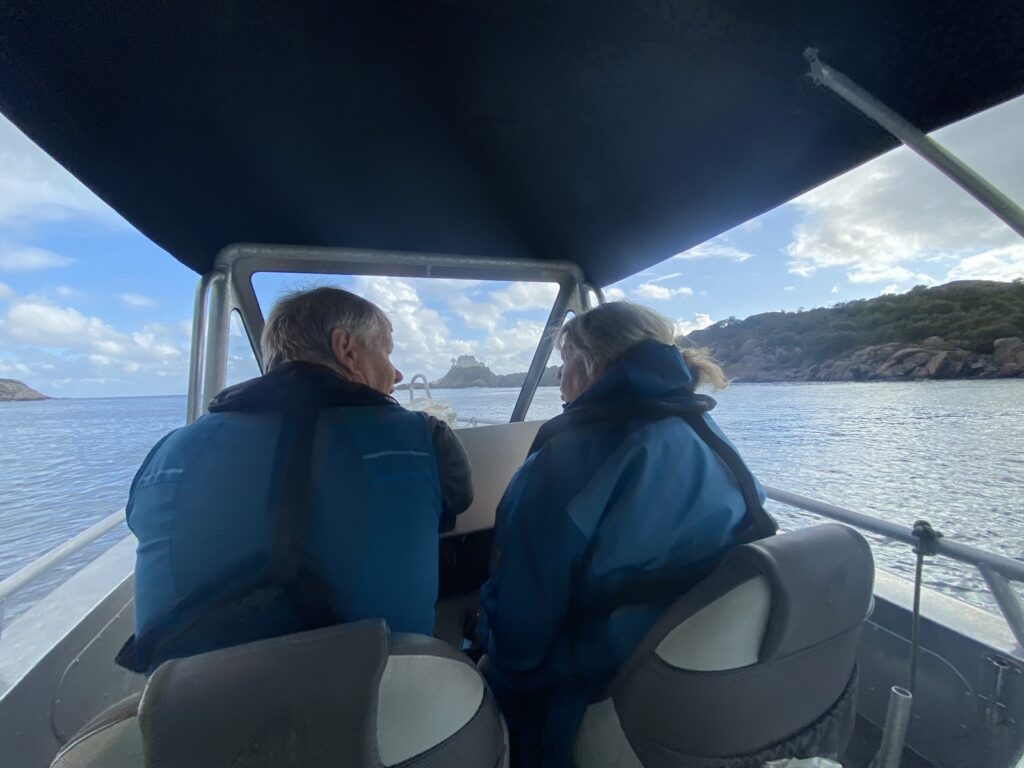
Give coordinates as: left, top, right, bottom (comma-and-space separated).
120, 362, 472, 673
479, 341, 766, 765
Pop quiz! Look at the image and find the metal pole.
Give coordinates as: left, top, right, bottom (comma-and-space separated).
510, 282, 572, 422
765, 486, 1024, 582
0, 509, 126, 602
805, 49, 1024, 242
201, 271, 231, 414
875, 686, 913, 768
979, 564, 1024, 651
185, 273, 214, 424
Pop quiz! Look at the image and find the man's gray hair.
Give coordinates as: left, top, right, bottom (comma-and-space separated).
261, 286, 391, 372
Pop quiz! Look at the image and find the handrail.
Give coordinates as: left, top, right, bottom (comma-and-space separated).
0, 509, 126, 602
764, 486, 1024, 583
456, 416, 506, 427
765, 485, 1024, 650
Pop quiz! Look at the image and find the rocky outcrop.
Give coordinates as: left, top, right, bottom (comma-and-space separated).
705, 338, 1024, 383
433, 359, 499, 388
0, 379, 50, 401
400, 359, 560, 389
993, 336, 1024, 376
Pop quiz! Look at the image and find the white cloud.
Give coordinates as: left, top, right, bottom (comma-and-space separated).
635, 283, 694, 301
0, 244, 73, 272
355, 276, 464, 377
675, 313, 715, 336
604, 287, 626, 301
784, 286, 796, 292
945, 244, 1024, 282
0, 114, 121, 226
0, 298, 187, 394
0, 281, 13, 301
119, 292, 158, 308
739, 219, 763, 233
6, 301, 95, 340
448, 294, 502, 333
879, 285, 901, 296
786, 95, 1024, 287
831, 285, 840, 294
55, 284, 85, 299
647, 272, 684, 283
674, 239, 753, 262
491, 282, 559, 311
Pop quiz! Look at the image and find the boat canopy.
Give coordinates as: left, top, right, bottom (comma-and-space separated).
0, 2, 1022, 286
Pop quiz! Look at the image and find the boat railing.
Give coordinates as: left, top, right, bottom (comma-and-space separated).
2, 488, 1022, 648
0, 508, 126, 606
455, 416, 506, 427
765, 485, 1024, 649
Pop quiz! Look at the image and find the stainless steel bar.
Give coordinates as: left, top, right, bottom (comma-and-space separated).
805, 49, 1024, 241
765, 486, 1024, 582
456, 416, 506, 427
510, 282, 573, 423
200, 271, 231, 414
979, 564, 1024, 650
875, 686, 913, 768
185, 273, 214, 424
0, 509, 126, 602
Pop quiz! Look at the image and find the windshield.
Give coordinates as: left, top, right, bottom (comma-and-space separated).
248, 272, 563, 425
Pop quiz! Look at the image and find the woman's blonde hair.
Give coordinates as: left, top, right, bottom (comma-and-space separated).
556, 301, 727, 391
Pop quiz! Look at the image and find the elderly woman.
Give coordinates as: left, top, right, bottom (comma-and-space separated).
477, 302, 773, 767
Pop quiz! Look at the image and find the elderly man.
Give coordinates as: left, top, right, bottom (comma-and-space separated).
117, 287, 472, 674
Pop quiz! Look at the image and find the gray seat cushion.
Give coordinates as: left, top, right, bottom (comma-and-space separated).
52, 622, 505, 768
51, 694, 142, 768
576, 524, 874, 766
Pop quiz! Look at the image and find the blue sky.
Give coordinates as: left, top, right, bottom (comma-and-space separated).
0, 96, 1022, 397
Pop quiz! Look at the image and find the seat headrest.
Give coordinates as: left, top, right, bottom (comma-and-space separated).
724, 523, 874, 660
140, 620, 390, 768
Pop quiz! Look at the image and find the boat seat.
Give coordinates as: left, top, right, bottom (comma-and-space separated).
52, 620, 507, 768
575, 524, 874, 767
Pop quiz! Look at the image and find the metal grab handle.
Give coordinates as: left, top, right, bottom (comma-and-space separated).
407, 373, 432, 403
873, 686, 913, 768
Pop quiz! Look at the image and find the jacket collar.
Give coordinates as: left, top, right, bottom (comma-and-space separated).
565, 340, 703, 413
208, 361, 396, 415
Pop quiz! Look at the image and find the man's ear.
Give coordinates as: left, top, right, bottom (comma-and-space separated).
330, 327, 356, 368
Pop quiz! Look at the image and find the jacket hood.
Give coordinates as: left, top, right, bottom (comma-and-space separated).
566, 340, 706, 412
208, 361, 396, 414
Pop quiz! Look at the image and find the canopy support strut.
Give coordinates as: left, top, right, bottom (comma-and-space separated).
805, 49, 1024, 242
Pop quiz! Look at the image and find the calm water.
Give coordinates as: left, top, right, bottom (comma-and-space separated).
1, 380, 1022, 622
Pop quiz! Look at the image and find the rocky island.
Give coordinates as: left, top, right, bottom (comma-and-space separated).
684, 280, 1024, 382
0, 379, 50, 401
404, 355, 560, 390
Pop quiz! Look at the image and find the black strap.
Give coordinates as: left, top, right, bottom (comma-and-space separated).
270, 411, 337, 629
678, 411, 777, 541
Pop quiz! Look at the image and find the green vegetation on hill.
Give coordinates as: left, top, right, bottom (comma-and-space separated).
685, 280, 1024, 382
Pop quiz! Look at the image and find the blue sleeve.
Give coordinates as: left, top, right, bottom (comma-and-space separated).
479, 450, 586, 687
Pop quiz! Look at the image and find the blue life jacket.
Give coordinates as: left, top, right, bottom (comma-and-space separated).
118, 363, 443, 673
479, 341, 772, 767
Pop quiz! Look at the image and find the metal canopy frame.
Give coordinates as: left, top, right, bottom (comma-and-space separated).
185, 243, 594, 423
806, 50, 1024, 241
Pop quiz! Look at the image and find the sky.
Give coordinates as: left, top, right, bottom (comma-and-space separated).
0, 95, 1022, 398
